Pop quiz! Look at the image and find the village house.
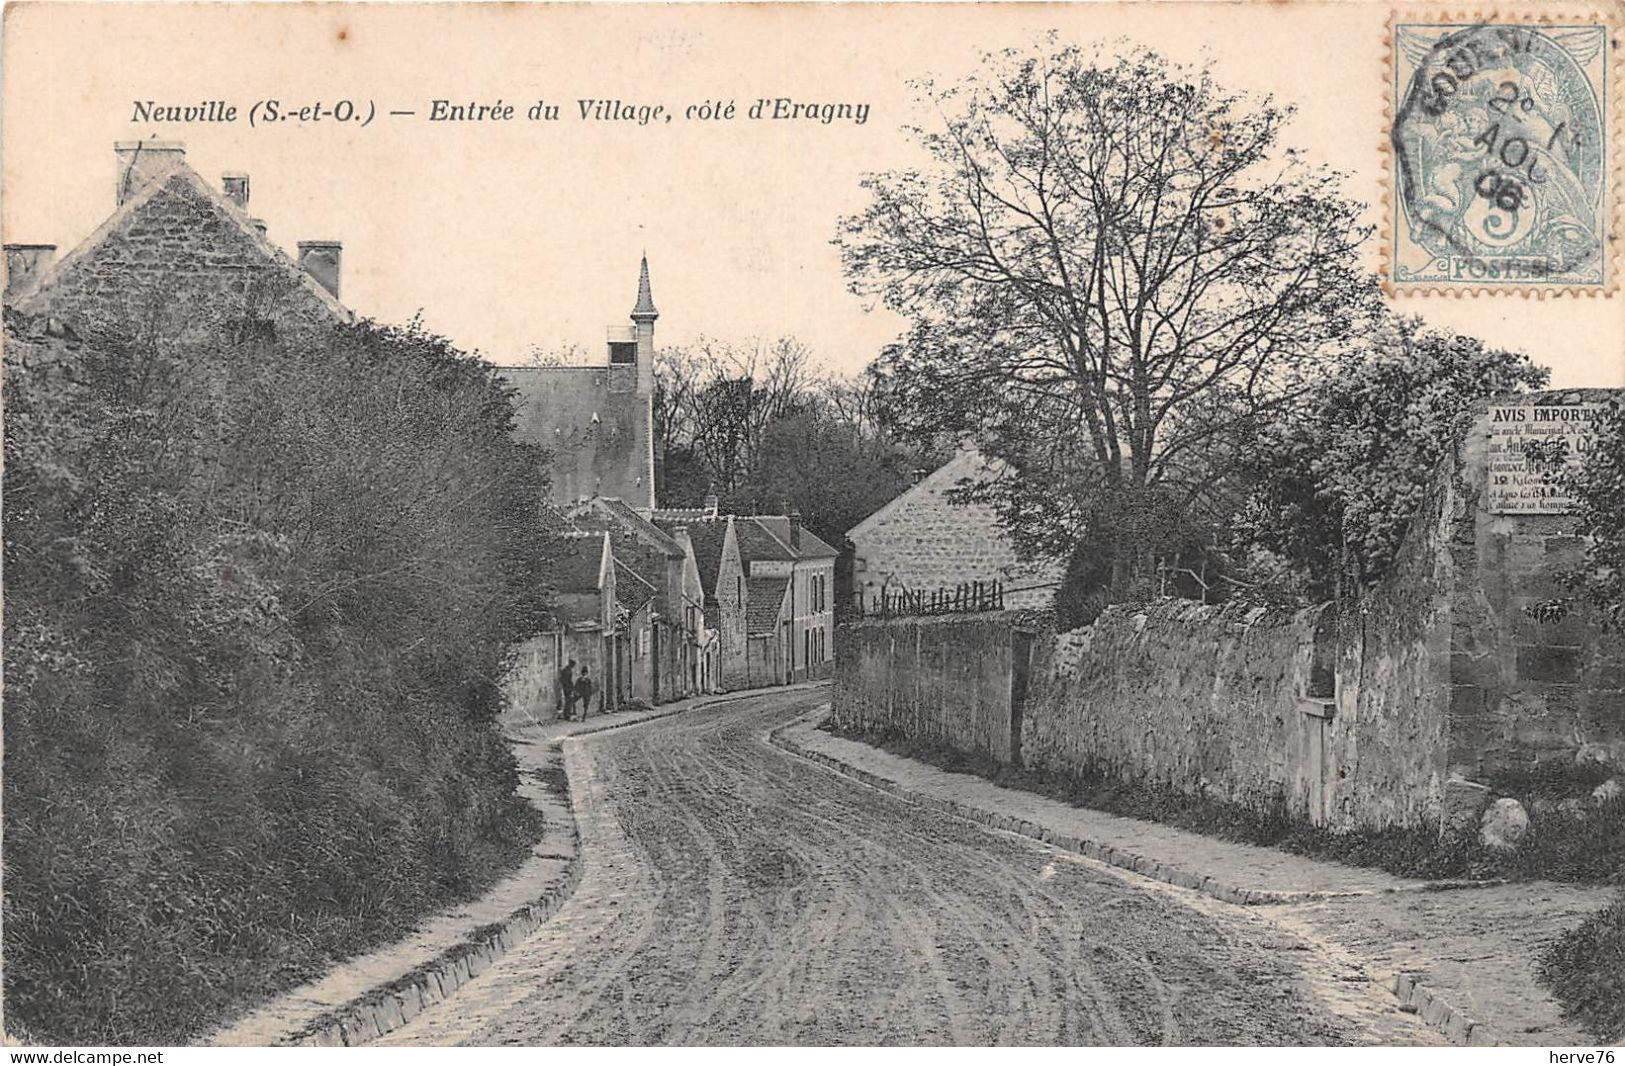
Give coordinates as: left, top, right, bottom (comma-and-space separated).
653, 495, 748, 691
846, 442, 1064, 613
569, 495, 710, 703
5, 140, 352, 338
612, 558, 658, 706
504, 530, 623, 722
734, 513, 839, 686
501, 258, 660, 510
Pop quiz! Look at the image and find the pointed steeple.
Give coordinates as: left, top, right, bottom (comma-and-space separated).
631, 254, 658, 321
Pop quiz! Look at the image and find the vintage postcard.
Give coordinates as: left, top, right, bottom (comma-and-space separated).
3, 0, 1624, 1053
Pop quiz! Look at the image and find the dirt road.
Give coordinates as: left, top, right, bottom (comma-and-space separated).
383, 687, 1428, 1046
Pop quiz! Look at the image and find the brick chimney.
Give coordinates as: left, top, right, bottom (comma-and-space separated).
115, 140, 186, 206
788, 510, 803, 552
297, 241, 342, 299
4, 244, 56, 299
221, 172, 250, 210
702, 490, 720, 518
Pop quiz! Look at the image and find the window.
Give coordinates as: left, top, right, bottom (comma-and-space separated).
736, 576, 742, 605
803, 629, 810, 669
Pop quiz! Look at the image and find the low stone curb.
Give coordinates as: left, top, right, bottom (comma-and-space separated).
771, 711, 1506, 1048
769, 712, 1335, 907
279, 744, 583, 1047
1392, 972, 1500, 1047
268, 684, 817, 1047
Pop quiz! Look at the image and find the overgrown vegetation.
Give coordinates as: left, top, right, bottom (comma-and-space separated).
825, 723, 1625, 887
3, 302, 556, 1043
1541, 891, 1625, 1042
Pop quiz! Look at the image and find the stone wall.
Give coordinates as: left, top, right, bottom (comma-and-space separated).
1443, 392, 1625, 776
832, 392, 1624, 831
831, 614, 1020, 763
1024, 603, 1348, 822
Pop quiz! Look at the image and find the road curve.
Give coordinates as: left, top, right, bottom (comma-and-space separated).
382, 687, 1396, 1046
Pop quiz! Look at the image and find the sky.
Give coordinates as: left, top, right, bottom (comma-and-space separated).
4, 2, 1621, 386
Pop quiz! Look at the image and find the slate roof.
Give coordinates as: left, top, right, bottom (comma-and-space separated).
614, 560, 656, 613
582, 497, 684, 557
549, 533, 607, 594
653, 516, 729, 598
792, 526, 840, 559
746, 576, 791, 635
735, 517, 795, 564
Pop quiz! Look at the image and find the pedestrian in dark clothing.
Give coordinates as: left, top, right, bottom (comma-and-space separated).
575, 667, 595, 720
558, 659, 577, 720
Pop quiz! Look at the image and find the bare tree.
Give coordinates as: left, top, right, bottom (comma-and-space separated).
839, 41, 1376, 590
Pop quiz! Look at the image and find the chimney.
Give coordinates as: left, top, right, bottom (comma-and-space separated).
4, 244, 56, 299
789, 510, 803, 551
297, 240, 342, 299
115, 140, 186, 206
221, 172, 250, 210
702, 490, 719, 518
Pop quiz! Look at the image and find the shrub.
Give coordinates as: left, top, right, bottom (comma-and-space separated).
3, 306, 554, 1043
1541, 889, 1625, 1042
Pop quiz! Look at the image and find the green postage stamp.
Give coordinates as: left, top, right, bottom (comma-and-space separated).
1388, 11, 1619, 293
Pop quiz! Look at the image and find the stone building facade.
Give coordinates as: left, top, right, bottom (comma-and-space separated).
847, 443, 1063, 612
6, 141, 350, 338
501, 259, 659, 510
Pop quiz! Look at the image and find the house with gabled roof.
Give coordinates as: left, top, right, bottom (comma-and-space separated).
732, 512, 839, 685
569, 494, 710, 702
653, 498, 746, 691
5, 140, 352, 341
847, 443, 1064, 613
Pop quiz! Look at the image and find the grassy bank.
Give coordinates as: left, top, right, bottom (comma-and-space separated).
1540, 890, 1625, 1042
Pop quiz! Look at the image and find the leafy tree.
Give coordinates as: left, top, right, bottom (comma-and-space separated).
838, 40, 1376, 595
1245, 315, 1549, 597
1525, 399, 1625, 630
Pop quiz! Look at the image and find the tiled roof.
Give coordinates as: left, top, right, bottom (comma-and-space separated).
746, 576, 790, 634
614, 560, 656, 612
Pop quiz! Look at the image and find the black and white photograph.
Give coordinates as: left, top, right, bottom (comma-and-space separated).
2, 0, 1622, 1051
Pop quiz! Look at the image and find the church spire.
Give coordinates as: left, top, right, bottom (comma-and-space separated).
631, 254, 658, 321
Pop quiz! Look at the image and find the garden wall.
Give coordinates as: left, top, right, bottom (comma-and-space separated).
832, 392, 1625, 832
831, 614, 1026, 763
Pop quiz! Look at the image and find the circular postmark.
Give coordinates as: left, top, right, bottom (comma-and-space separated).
1393, 23, 1605, 283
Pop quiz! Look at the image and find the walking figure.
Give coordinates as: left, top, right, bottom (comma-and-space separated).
575, 667, 595, 721
558, 658, 577, 721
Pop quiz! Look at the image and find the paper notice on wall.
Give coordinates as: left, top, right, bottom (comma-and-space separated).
1485, 404, 1606, 514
